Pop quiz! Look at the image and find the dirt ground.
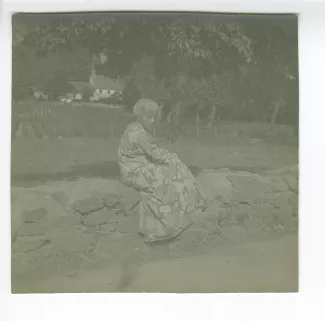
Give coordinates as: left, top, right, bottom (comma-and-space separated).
12, 234, 298, 293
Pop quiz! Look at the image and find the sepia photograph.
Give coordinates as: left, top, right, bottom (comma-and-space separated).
11, 11, 299, 294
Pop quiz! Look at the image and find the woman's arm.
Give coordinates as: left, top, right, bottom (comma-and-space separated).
136, 132, 171, 164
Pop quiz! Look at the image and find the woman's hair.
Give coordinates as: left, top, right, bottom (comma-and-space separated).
133, 98, 159, 117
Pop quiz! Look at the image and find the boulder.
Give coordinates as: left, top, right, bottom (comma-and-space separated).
23, 208, 48, 223
17, 220, 49, 237
50, 230, 94, 254
72, 195, 104, 214
83, 208, 116, 227
12, 235, 51, 254
228, 173, 273, 202
196, 171, 234, 203
50, 212, 81, 229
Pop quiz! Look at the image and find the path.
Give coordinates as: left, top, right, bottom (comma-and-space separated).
12, 234, 298, 293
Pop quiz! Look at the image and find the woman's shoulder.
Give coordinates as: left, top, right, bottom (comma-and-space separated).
123, 122, 146, 140
126, 122, 145, 134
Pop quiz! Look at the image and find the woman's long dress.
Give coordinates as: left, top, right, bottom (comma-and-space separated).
118, 122, 207, 243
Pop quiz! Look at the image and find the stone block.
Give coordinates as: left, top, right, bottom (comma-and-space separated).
50, 213, 81, 229
83, 208, 116, 227
192, 201, 221, 230
228, 173, 273, 202
259, 193, 293, 215
196, 172, 234, 203
100, 193, 123, 208
51, 191, 69, 206
231, 203, 254, 224
23, 208, 47, 223
12, 235, 51, 254
50, 230, 94, 254
72, 195, 104, 214
17, 221, 49, 237
118, 215, 138, 234
268, 176, 289, 192
11, 244, 52, 276
100, 221, 119, 234
272, 209, 297, 229
243, 217, 267, 232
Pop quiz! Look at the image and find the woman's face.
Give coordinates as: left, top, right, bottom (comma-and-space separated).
140, 113, 156, 131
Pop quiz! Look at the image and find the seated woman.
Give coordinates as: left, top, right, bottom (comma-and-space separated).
118, 98, 207, 244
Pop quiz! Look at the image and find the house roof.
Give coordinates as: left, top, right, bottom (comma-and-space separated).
69, 82, 93, 93
89, 71, 128, 91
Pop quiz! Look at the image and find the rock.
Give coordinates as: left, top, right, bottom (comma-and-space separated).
268, 176, 289, 192
72, 195, 104, 214
83, 208, 116, 227
243, 217, 267, 232
231, 203, 254, 224
51, 191, 68, 206
81, 226, 99, 235
23, 208, 47, 223
196, 171, 234, 203
256, 193, 291, 213
81, 226, 101, 246
12, 235, 51, 254
100, 193, 123, 208
50, 230, 94, 254
100, 221, 119, 234
272, 209, 297, 229
192, 201, 221, 229
218, 206, 238, 227
228, 173, 273, 202
50, 212, 81, 229
17, 221, 49, 237
12, 245, 52, 276
120, 188, 141, 213
118, 215, 138, 234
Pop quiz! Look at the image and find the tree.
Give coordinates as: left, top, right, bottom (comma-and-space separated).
41, 72, 75, 100
12, 13, 298, 132
13, 13, 254, 80
81, 86, 93, 101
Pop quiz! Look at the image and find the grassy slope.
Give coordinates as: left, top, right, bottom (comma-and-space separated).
11, 134, 298, 187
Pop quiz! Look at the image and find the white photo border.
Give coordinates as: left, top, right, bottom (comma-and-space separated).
1, 1, 325, 321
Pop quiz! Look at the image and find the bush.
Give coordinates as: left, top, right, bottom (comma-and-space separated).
104, 92, 123, 105
81, 87, 93, 101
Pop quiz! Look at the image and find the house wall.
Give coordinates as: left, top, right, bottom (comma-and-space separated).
92, 89, 121, 100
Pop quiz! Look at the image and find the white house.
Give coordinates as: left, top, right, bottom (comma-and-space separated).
89, 68, 128, 101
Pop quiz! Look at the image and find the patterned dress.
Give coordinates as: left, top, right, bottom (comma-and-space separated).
118, 121, 207, 243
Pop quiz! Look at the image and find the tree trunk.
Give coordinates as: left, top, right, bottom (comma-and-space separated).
214, 116, 220, 139
196, 113, 200, 140
270, 102, 280, 132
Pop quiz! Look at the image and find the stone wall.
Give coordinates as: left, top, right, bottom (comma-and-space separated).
194, 165, 298, 241
11, 166, 298, 278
